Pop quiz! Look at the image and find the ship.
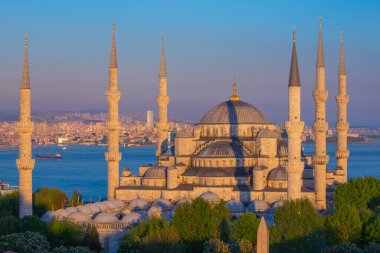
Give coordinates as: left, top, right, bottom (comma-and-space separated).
36, 153, 63, 160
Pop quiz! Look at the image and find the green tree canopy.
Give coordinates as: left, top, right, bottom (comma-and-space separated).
232, 212, 260, 244
33, 187, 68, 216
364, 213, 380, 243
322, 242, 363, 253
47, 219, 84, 248
0, 191, 19, 217
0, 215, 21, 236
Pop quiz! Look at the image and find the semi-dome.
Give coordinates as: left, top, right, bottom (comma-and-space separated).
268, 167, 288, 181
200, 100, 269, 124
247, 200, 270, 212
226, 200, 245, 213
67, 211, 90, 223
196, 141, 249, 158
143, 166, 166, 179
272, 200, 284, 209
199, 191, 221, 203
121, 212, 143, 225
93, 212, 119, 223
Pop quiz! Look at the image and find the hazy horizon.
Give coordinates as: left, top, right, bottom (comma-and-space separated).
1, 0, 379, 126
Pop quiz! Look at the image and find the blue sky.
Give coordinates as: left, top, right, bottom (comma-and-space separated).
0, 0, 379, 126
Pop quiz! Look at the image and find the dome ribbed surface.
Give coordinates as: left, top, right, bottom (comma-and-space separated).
268, 167, 288, 181
200, 100, 268, 124
197, 141, 249, 158
143, 166, 166, 178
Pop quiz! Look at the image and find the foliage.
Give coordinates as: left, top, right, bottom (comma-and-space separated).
0, 215, 21, 235
47, 219, 84, 248
33, 187, 68, 217
364, 214, 380, 243
0, 191, 19, 217
227, 239, 252, 253
70, 190, 83, 207
334, 177, 380, 211
322, 242, 362, 253
364, 243, 380, 253
203, 239, 230, 253
326, 204, 362, 244
0, 231, 50, 253
20, 215, 48, 235
271, 199, 325, 253
232, 212, 260, 244
51, 246, 96, 253
82, 224, 102, 252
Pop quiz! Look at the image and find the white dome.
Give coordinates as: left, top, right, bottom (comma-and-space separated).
147, 205, 163, 218
93, 212, 119, 224
226, 200, 245, 213
65, 207, 78, 213
67, 211, 90, 223
127, 198, 150, 211
272, 200, 284, 209
199, 191, 221, 203
152, 198, 173, 211
104, 200, 118, 209
247, 200, 270, 212
110, 199, 126, 208
41, 211, 56, 222
77, 205, 94, 215
96, 202, 110, 211
175, 198, 192, 208
121, 212, 143, 225
54, 208, 74, 219
86, 204, 101, 213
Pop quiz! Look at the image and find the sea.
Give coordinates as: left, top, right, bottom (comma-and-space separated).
0, 143, 379, 201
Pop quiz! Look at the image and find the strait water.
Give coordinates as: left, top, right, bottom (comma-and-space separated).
0, 143, 379, 201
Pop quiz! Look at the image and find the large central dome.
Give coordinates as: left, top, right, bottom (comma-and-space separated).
200, 100, 269, 124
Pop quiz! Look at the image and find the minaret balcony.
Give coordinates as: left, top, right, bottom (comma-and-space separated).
313, 90, 328, 102
16, 158, 35, 170
312, 155, 329, 165
17, 121, 33, 133
156, 95, 170, 104
313, 122, 328, 132
335, 150, 350, 159
335, 95, 349, 104
285, 121, 304, 133
106, 121, 120, 131
105, 152, 122, 162
106, 90, 121, 101
336, 122, 349, 131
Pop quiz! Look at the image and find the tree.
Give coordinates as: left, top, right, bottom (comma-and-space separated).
272, 199, 325, 253
20, 215, 48, 235
0, 191, 19, 217
0, 231, 50, 253
364, 214, 380, 243
71, 190, 82, 207
51, 246, 96, 253
203, 239, 230, 253
364, 243, 380, 253
322, 242, 362, 253
326, 204, 362, 244
232, 212, 260, 244
0, 215, 21, 236
33, 187, 68, 216
47, 219, 84, 248
82, 224, 102, 252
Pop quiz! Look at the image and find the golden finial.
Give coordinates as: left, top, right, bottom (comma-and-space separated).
292, 26, 296, 43
230, 79, 240, 101
319, 17, 323, 29
24, 34, 28, 47
340, 31, 344, 43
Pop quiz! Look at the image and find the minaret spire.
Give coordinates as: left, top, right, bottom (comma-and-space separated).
230, 79, 240, 101
339, 31, 346, 75
313, 17, 329, 210
109, 23, 118, 68
289, 27, 300, 87
160, 35, 167, 78
21, 34, 30, 89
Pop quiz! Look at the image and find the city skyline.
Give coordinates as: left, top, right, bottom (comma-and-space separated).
1, 0, 379, 126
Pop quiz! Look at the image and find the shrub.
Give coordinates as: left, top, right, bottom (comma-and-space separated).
364, 214, 380, 243
51, 246, 96, 253
322, 242, 362, 253
47, 219, 84, 248
364, 243, 380, 253
20, 215, 48, 235
0, 192, 19, 217
0, 215, 21, 235
33, 187, 68, 217
0, 231, 50, 253
82, 224, 102, 252
203, 238, 230, 253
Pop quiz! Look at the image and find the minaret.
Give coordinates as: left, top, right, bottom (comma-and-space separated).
156, 35, 170, 159
257, 217, 269, 253
313, 18, 329, 210
16, 35, 35, 218
105, 24, 122, 199
335, 32, 350, 183
285, 28, 304, 201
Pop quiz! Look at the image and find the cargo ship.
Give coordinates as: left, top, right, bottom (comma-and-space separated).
36, 153, 63, 160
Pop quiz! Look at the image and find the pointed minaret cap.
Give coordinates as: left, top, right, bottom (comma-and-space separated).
159, 34, 167, 78
339, 31, 346, 75
21, 34, 30, 89
230, 79, 240, 101
317, 17, 325, 68
109, 23, 118, 68
288, 27, 301, 87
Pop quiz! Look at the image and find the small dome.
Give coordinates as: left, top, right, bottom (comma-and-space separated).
175, 198, 192, 208
121, 212, 143, 225
164, 211, 174, 222
268, 167, 288, 181
147, 205, 163, 218
77, 205, 94, 215
104, 200, 118, 209
93, 212, 119, 224
200, 100, 269, 124
109, 199, 126, 208
272, 200, 284, 209
127, 198, 150, 211
96, 202, 110, 211
143, 166, 166, 179
247, 200, 269, 212
122, 168, 131, 177
226, 200, 245, 213
67, 211, 90, 223
86, 204, 101, 213
199, 191, 221, 203
41, 211, 56, 222
196, 141, 249, 158
256, 129, 277, 138
152, 199, 173, 211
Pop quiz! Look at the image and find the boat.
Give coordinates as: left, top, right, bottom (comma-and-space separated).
36, 153, 63, 160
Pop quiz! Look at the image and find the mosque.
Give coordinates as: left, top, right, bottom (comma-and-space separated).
15, 20, 349, 252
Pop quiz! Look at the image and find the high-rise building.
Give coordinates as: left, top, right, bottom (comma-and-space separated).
146, 110, 154, 128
